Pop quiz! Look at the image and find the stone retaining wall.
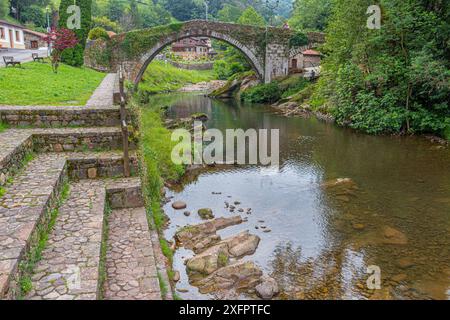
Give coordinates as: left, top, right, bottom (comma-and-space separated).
168, 61, 214, 71
0, 135, 33, 187
68, 156, 138, 180
33, 130, 123, 153
0, 106, 121, 128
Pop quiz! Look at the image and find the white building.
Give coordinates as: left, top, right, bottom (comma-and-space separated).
0, 19, 25, 50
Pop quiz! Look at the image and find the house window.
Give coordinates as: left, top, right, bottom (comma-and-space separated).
0, 27, 5, 39
15, 30, 20, 42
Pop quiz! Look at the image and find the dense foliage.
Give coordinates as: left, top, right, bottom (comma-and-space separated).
88, 26, 109, 40
315, 0, 450, 137
58, 0, 92, 67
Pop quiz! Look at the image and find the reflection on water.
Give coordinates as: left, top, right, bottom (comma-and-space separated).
147, 93, 450, 300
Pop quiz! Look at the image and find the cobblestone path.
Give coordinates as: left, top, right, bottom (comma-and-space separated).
0, 154, 67, 295
104, 207, 161, 300
26, 180, 106, 300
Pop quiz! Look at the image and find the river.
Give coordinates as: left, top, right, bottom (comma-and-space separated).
145, 93, 450, 300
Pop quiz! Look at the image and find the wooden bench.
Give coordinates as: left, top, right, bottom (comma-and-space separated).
32, 53, 45, 63
3, 56, 21, 68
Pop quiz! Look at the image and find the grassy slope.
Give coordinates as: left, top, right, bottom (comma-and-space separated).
139, 60, 216, 94
0, 62, 105, 106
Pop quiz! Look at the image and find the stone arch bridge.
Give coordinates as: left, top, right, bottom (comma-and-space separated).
85, 20, 324, 86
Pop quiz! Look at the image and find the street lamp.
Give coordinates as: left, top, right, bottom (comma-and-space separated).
204, 1, 209, 21
264, 0, 280, 27
46, 6, 51, 56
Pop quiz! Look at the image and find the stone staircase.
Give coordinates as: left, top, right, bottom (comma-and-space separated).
0, 74, 166, 300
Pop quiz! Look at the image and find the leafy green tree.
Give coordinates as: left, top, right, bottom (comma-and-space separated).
59, 0, 92, 67
107, 0, 125, 22
237, 6, 265, 26
289, 0, 332, 31
316, 0, 450, 137
21, 5, 46, 27
0, 0, 9, 19
163, 0, 202, 21
217, 4, 241, 23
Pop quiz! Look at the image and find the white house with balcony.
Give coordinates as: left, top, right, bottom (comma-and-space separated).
0, 19, 25, 50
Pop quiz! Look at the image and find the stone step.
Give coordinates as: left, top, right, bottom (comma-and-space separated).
25, 180, 106, 300
0, 105, 120, 128
105, 177, 144, 209
0, 152, 137, 298
0, 128, 128, 186
103, 207, 161, 300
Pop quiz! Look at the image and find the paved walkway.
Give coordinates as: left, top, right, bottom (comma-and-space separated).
0, 49, 48, 67
86, 74, 117, 108
26, 180, 106, 300
104, 207, 161, 300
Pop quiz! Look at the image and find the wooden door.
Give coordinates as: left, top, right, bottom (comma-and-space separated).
9, 30, 13, 48
292, 59, 298, 69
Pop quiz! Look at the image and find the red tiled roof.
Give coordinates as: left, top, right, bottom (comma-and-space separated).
302, 49, 321, 56
24, 29, 47, 38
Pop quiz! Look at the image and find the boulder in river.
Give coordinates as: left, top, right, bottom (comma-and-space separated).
172, 201, 187, 210
198, 208, 214, 220
186, 231, 260, 275
175, 216, 243, 250
382, 226, 408, 245
193, 261, 263, 295
255, 276, 279, 300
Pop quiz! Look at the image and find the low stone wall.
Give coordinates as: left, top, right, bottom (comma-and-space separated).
106, 180, 144, 209
68, 156, 139, 181
168, 60, 214, 70
0, 106, 121, 127
33, 130, 123, 153
0, 135, 33, 186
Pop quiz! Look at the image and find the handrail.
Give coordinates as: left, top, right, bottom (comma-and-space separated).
118, 65, 131, 178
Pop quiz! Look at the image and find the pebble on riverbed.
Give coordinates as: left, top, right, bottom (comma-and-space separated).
172, 201, 187, 210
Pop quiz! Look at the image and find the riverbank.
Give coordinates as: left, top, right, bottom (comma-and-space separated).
211, 73, 450, 143
138, 60, 216, 97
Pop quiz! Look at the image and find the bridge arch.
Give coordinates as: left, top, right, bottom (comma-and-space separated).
85, 20, 310, 85
132, 29, 265, 87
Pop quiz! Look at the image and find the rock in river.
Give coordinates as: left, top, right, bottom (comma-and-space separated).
255, 276, 279, 300
382, 226, 408, 245
198, 208, 214, 220
186, 231, 260, 275
193, 261, 263, 295
175, 216, 243, 251
172, 201, 187, 210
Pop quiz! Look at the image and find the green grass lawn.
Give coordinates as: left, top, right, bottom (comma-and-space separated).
139, 60, 216, 94
0, 62, 105, 106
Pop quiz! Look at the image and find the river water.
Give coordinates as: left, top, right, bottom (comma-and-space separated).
146, 93, 450, 300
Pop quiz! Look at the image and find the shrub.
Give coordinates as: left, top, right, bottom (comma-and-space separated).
241, 82, 281, 104
88, 27, 109, 40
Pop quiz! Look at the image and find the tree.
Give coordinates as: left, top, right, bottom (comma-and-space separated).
289, 0, 332, 31
217, 4, 241, 23
163, 0, 202, 21
58, 0, 92, 67
317, 0, 450, 136
237, 6, 265, 26
107, 0, 125, 22
0, 0, 9, 19
45, 27, 78, 73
